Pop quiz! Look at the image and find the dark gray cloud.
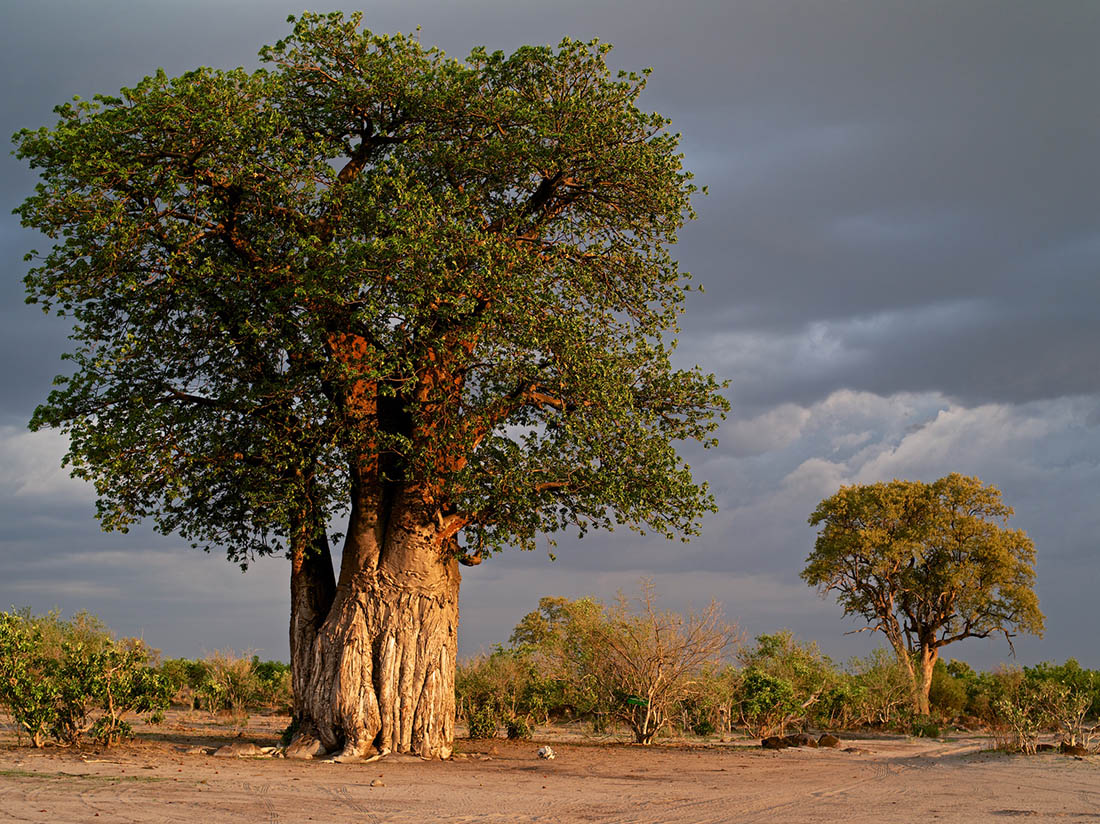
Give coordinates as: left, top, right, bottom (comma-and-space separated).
1, 1, 1098, 669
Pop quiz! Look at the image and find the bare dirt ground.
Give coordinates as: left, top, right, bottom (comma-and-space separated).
0, 711, 1097, 823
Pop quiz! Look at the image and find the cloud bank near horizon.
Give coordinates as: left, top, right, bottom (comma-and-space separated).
1, 0, 1097, 670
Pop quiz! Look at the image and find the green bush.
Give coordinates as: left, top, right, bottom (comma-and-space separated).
1024, 659, 1100, 717
928, 660, 968, 722
0, 610, 170, 747
691, 717, 716, 736
466, 703, 499, 739
910, 715, 941, 738
846, 649, 912, 728
504, 586, 734, 745
197, 650, 260, 718
739, 632, 840, 729
736, 669, 799, 737
676, 664, 738, 737
0, 612, 59, 747
252, 657, 292, 712
160, 654, 290, 714
992, 677, 1049, 754
818, 682, 867, 730
505, 716, 533, 740
450, 594, 1100, 742
161, 657, 208, 708
84, 642, 171, 745
51, 639, 108, 744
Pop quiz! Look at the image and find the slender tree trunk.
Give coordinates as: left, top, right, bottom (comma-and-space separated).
887, 634, 924, 716
915, 647, 937, 717
296, 488, 460, 759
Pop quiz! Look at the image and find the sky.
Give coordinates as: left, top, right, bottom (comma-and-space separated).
1, 0, 1097, 670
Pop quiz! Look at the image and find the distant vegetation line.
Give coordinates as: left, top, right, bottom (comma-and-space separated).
3, 590, 1093, 754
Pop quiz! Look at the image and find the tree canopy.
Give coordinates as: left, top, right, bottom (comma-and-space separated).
15, 11, 726, 568
802, 473, 1043, 713
14, 13, 727, 757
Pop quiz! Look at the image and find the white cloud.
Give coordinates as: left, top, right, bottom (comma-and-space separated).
831, 429, 872, 450
2, 390, 1098, 668
0, 426, 92, 501
722, 403, 810, 456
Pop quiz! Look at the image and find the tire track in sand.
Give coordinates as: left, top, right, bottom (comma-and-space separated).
604, 741, 977, 824
324, 783, 381, 822
242, 781, 279, 824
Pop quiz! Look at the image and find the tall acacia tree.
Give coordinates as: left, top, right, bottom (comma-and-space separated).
15, 13, 726, 758
803, 474, 1043, 715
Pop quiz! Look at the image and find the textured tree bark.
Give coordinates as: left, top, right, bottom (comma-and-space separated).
294, 490, 460, 759
289, 530, 336, 722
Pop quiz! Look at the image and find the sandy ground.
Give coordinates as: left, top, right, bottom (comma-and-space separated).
0, 711, 1097, 823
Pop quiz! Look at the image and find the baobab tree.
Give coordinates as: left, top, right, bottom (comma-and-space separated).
15, 12, 726, 758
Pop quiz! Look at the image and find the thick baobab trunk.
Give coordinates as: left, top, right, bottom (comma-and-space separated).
295, 492, 460, 759
303, 567, 459, 758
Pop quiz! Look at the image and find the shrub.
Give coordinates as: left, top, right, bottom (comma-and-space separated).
846, 649, 912, 728
818, 681, 867, 730
505, 716, 533, 740
160, 655, 290, 715
928, 660, 968, 722
51, 639, 109, 744
677, 664, 737, 737
456, 646, 555, 729
466, 703, 499, 739
560, 583, 736, 745
507, 596, 609, 722
736, 669, 799, 737
160, 657, 208, 708
910, 715, 941, 739
0, 610, 169, 747
1024, 659, 1100, 718
950, 663, 1004, 723
252, 657, 292, 712
738, 631, 840, 729
85, 641, 171, 745
505, 585, 737, 743
992, 678, 1048, 754
1042, 682, 1093, 748
197, 650, 260, 718
984, 668, 1095, 754
0, 612, 59, 747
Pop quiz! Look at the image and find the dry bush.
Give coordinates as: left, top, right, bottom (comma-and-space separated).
198, 650, 260, 719
1045, 684, 1093, 748
587, 581, 738, 744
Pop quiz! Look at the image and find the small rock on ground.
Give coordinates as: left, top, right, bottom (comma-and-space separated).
1061, 743, 1090, 757
213, 742, 264, 758
783, 733, 817, 748
285, 735, 327, 760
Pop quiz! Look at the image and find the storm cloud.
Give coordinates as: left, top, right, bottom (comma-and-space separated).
1, 0, 1097, 669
